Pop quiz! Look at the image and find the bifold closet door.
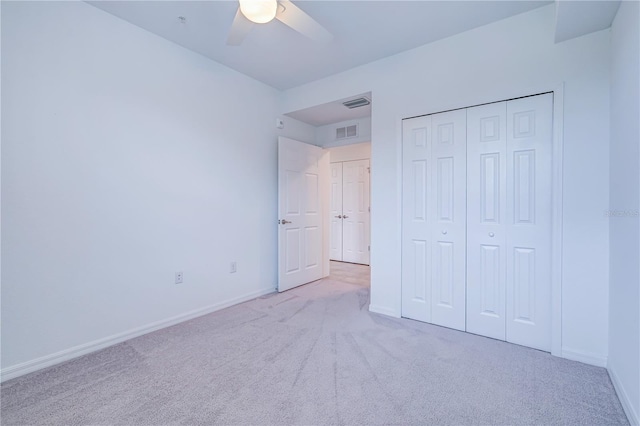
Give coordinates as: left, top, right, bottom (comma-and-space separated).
466, 102, 508, 341
505, 94, 553, 351
402, 110, 466, 330
330, 163, 343, 261
430, 111, 467, 330
466, 93, 553, 351
402, 116, 431, 322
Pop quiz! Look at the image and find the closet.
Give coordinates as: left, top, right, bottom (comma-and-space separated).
401, 93, 553, 352
330, 159, 370, 265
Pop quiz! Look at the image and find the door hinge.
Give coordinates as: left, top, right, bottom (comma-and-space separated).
367, 167, 371, 173
368, 245, 370, 251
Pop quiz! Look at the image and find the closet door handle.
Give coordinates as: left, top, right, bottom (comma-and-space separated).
335, 215, 343, 219
343, 215, 349, 219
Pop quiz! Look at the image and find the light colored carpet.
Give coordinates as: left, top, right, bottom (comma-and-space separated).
1, 261, 629, 425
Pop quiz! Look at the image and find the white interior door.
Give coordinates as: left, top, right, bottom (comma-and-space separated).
402, 116, 432, 322
401, 110, 466, 330
466, 94, 553, 351
466, 101, 508, 340
403, 93, 553, 351
430, 110, 467, 331
505, 94, 553, 351
342, 159, 370, 264
330, 163, 343, 261
278, 137, 329, 292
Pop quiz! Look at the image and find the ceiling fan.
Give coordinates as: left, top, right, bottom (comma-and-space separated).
227, 0, 333, 46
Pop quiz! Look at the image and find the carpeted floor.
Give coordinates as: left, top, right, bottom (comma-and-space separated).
1, 261, 629, 425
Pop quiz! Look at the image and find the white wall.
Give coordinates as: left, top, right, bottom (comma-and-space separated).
329, 143, 371, 163
282, 5, 611, 365
278, 116, 317, 146
1, 1, 283, 378
608, 1, 640, 423
316, 117, 372, 148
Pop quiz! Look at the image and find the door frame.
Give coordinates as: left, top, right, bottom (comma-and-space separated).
397, 83, 564, 358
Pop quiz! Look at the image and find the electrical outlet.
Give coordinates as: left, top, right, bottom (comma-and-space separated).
230, 262, 237, 274
175, 271, 183, 284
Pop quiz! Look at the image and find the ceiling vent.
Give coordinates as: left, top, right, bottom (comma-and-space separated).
336, 124, 358, 140
342, 97, 370, 109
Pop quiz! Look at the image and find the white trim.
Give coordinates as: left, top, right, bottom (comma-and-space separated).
397, 84, 565, 357
550, 83, 564, 358
609, 364, 640, 425
395, 109, 405, 318
0, 287, 276, 383
321, 148, 331, 278
369, 304, 400, 318
561, 347, 608, 367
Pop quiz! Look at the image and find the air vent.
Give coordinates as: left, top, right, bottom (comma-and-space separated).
342, 97, 370, 109
336, 124, 358, 140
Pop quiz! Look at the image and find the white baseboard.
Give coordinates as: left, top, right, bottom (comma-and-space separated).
561, 347, 608, 367
608, 364, 640, 425
369, 304, 400, 318
1, 286, 276, 383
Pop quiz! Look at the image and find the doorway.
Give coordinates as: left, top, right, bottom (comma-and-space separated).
327, 143, 371, 296
282, 93, 373, 289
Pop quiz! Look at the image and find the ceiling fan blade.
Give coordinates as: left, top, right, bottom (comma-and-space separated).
227, 7, 254, 46
275, 0, 333, 43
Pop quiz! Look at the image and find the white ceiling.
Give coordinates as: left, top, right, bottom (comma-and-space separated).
88, 1, 552, 91
554, 0, 621, 43
87, 0, 620, 126
285, 92, 372, 126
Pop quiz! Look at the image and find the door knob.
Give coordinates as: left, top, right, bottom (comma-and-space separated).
488, 232, 495, 237
442, 230, 447, 235
279, 219, 292, 225
335, 215, 343, 219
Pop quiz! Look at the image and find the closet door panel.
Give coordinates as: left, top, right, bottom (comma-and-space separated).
430, 109, 467, 331
466, 102, 508, 340
402, 116, 432, 322
505, 94, 553, 352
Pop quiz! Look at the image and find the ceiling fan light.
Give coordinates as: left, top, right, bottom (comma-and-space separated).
239, 0, 278, 24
